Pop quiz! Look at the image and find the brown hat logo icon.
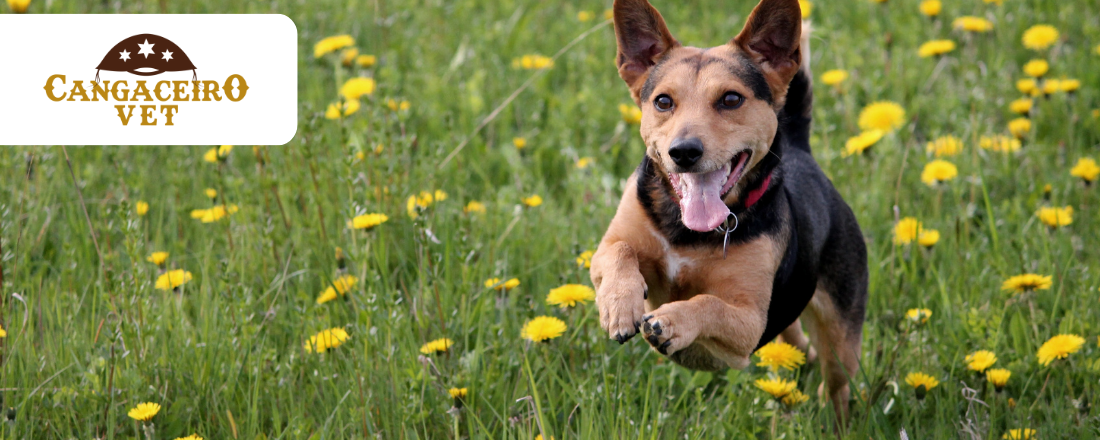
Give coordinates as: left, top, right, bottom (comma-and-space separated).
96, 34, 196, 82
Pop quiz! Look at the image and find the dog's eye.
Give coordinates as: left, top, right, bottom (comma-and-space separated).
653, 94, 674, 112
718, 92, 744, 110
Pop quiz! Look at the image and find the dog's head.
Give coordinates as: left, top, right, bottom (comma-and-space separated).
614, 0, 802, 232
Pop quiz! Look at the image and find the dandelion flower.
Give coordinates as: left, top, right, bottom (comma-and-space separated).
522, 195, 543, 207
513, 54, 554, 70
521, 316, 567, 342
858, 102, 906, 132
893, 217, 921, 245
917, 39, 956, 58
966, 350, 997, 372
155, 270, 193, 290
919, 0, 941, 17
304, 327, 350, 353
1022, 59, 1048, 78
1003, 429, 1036, 440
314, 35, 355, 58
576, 250, 594, 269
136, 201, 149, 216
979, 135, 1021, 153
926, 135, 963, 157
484, 277, 520, 291
576, 157, 594, 169
905, 372, 939, 399
316, 274, 358, 304
754, 377, 797, 399
918, 229, 940, 247
192, 204, 239, 223
512, 137, 527, 150
921, 160, 958, 186
1038, 335, 1085, 366
781, 388, 809, 407
325, 100, 361, 119
340, 48, 359, 67
464, 201, 486, 214
1070, 158, 1100, 183
174, 435, 204, 440
0, 325, 6, 338
546, 284, 595, 308
7, 0, 30, 13
448, 387, 468, 399
1016, 78, 1038, 96
341, 77, 376, 100
1022, 25, 1058, 50
356, 54, 377, 67
1058, 78, 1080, 93
820, 69, 848, 86
577, 10, 593, 21
795, 0, 812, 17
906, 308, 932, 324
986, 368, 1011, 391
1001, 274, 1052, 293
203, 148, 219, 163
754, 341, 807, 371
1007, 118, 1031, 139
1036, 206, 1073, 228
128, 402, 161, 421
147, 252, 169, 266
204, 188, 217, 199
954, 16, 993, 32
1009, 98, 1033, 115
619, 103, 642, 124
406, 191, 435, 218
419, 338, 454, 355
843, 130, 885, 157
347, 213, 389, 230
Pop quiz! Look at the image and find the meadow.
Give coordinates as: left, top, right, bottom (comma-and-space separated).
3, 0, 1100, 438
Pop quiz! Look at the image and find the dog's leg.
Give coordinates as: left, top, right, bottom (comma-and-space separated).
778, 318, 816, 363
640, 293, 767, 369
591, 241, 648, 343
803, 288, 862, 423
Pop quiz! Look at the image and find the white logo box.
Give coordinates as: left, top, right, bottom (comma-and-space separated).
0, 14, 297, 145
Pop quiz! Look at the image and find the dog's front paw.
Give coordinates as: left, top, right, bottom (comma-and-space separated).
596, 275, 647, 344
640, 303, 700, 356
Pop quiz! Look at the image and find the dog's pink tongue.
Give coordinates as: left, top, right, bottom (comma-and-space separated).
677, 170, 730, 232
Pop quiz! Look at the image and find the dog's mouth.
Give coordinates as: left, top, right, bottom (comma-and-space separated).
668, 150, 751, 232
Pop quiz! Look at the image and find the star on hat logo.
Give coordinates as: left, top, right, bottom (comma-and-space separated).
119, 50, 131, 62
137, 39, 156, 58
161, 50, 173, 61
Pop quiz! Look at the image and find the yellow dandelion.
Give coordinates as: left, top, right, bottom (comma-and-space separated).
917, 39, 956, 58
986, 368, 1011, 391
577, 10, 593, 21
7, 0, 31, 13
325, 100, 361, 119
484, 277, 520, 291
136, 201, 149, 216
858, 101, 906, 132
314, 34, 355, 58
754, 341, 807, 371
127, 402, 161, 421
522, 195, 543, 207
1009, 98, 1033, 115
906, 308, 932, 324
603, 9, 613, 20
820, 69, 848, 87
1022, 25, 1058, 50
341, 77, 376, 100
0, 325, 6, 338
1036, 206, 1073, 228
386, 99, 411, 112
356, 54, 377, 68
464, 201, 486, 214
893, 217, 921, 245
513, 137, 527, 150
1038, 335, 1085, 366
921, 160, 958, 186
619, 103, 642, 124
576, 157, 594, 169
1007, 118, 1031, 139
347, 213, 389, 230
155, 269, 193, 290
203, 148, 219, 163
905, 372, 939, 399
919, 0, 941, 17
514, 54, 554, 70
782, 389, 809, 407
979, 135, 1021, 153
304, 327, 351, 353
406, 191, 434, 218
340, 48, 359, 67
204, 188, 217, 199
918, 229, 940, 247
173, 435, 204, 440
194, 204, 239, 223
1016, 78, 1038, 96
147, 252, 169, 266
799, 0, 812, 17
1040, 78, 1062, 95
316, 274, 358, 305
419, 338, 454, 355
953, 16, 993, 32
965, 350, 997, 372
1022, 59, 1048, 78
546, 284, 595, 308
1003, 429, 1036, 440
448, 387, 468, 399
1001, 274, 1052, 293
1070, 158, 1100, 183
1058, 78, 1080, 93
843, 129, 885, 157
521, 316, 567, 342
576, 250, 594, 269
926, 135, 963, 157
754, 377, 797, 399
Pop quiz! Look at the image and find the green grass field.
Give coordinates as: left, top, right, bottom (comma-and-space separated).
4, 0, 1100, 438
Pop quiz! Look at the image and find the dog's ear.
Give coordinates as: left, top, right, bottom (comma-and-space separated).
614, 0, 679, 102
732, 0, 802, 104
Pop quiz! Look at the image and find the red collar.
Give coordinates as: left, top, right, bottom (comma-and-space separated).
743, 171, 773, 209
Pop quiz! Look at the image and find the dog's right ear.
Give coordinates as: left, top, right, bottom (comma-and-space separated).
614, 0, 678, 102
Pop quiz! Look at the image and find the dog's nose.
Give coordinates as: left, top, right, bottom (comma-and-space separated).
668, 138, 704, 168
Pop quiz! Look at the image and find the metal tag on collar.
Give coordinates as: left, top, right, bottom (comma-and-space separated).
715, 213, 739, 259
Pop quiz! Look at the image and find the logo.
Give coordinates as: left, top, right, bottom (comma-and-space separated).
0, 15, 297, 146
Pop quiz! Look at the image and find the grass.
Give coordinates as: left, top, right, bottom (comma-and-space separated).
3, 0, 1100, 438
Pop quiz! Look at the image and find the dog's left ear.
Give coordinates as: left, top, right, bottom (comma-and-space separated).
732, 0, 802, 105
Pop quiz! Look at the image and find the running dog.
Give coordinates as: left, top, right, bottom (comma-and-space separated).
591, 0, 868, 419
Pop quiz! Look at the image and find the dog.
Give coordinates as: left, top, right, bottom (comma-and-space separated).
591, 0, 868, 420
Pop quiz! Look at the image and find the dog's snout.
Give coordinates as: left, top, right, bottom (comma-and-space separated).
668, 138, 704, 168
